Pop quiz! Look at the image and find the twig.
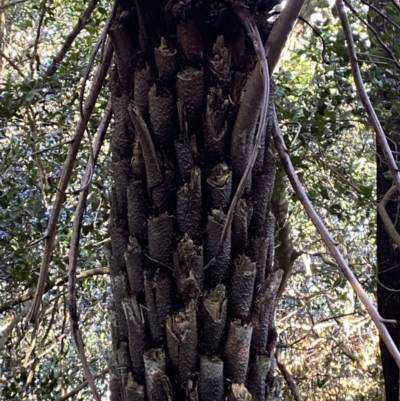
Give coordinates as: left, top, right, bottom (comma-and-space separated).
0, 302, 31, 353
0, 268, 109, 314
297, 15, 329, 64
54, 368, 109, 401
0, 0, 27, 10
337, 0, 400, 196
45, 0, 101, 77
315, 153, 400, 248
360, 0, 400, 33
30, 0, 46, 76
27, 140, 74, 157
272, 109, 400, 369
0, 50, 25, 77
23, 334, 67, 369
26, 41, 113, 324
68, 99, 112, 401
342, 0, 400, 71
276, 356, 304, 401
79, 0, 116, 120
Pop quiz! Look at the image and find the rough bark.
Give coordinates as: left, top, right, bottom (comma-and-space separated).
108, 1, 282, 399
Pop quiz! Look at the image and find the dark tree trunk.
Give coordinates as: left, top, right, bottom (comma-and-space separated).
107, 1, 280, 400
377, 145, 400, 401
369, 2, 400, 400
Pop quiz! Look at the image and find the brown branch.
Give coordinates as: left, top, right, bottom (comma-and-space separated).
343, 0, 400, 71
79, 1, 116, 120
0, 0, 27, 10
23, 334, 67, 369
272, 109, 400, 368
360, 0, 400, 33
0, 268, 109, 314
377, 185, 400, 249
30, 0, 45, 75
0, 50, 25, 77
54, 368, 109, 401
45, 0, 101, 77
68, 99, 112, 401
0, 302, 31, 353
265, 0, 306, 72
336, 0, 400, 195
276, 357, 304, 401
27, 140, 74, 157
26, 40, 113, 324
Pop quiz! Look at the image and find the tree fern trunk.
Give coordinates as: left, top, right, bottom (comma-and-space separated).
108, 1, 281, 399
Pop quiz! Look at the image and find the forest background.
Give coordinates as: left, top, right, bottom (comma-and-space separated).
0, 0, 398, 400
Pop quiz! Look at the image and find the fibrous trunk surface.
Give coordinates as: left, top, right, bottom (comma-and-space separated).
108, 1, 280, 400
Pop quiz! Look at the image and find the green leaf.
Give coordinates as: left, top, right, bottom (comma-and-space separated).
360, 185, 373, 198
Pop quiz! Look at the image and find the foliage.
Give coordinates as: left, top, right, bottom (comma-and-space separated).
274, 10, 382, 401
0, 0, 112, 399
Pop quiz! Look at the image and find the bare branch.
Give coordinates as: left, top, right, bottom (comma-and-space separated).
390, 0, 400, 12
0, 268, 109, 314
272, 109, 400, 369
0, 0, 27, 10
68, 99, 112, 401
26, 41, 113, 324
343, 0, 400, 71
276, 357, 304, 401
54, 368, 109, 401
0, 302, 31, 353
27, 140, 74, 157
0, 50, 25, 77
336, 0, 400, 195
30, 0, 45, 75
377, 185, 400, 249
265, 0, 306, 72
45, 0, 101, 77
79, 1, 117, 120
360, 0, 400, 33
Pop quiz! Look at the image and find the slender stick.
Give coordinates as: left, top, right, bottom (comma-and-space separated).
0, 268, 109, 314
45, 0, 101, 76
336, 0, 400, 195
68, 100, 112, 401
54, 368, 109, 401
272, 110, 400, 369
27, 41, 113, 324
276, 357, 304, 401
